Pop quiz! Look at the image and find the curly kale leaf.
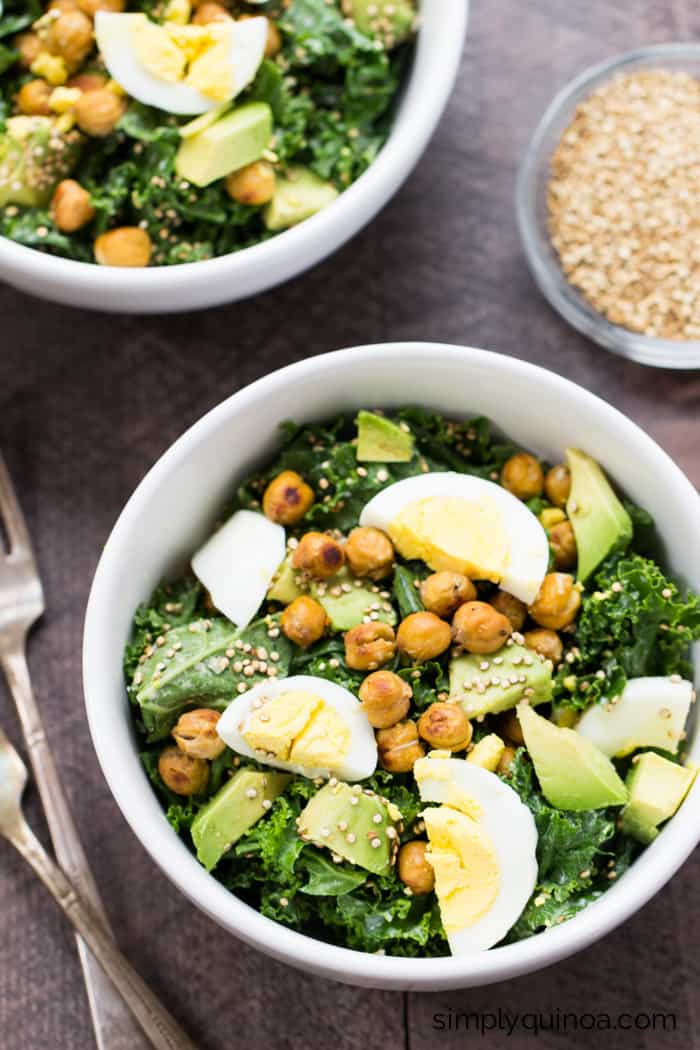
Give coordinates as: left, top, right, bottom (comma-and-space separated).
280, 0, 379, 67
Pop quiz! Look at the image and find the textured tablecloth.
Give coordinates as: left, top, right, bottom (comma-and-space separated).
2, 1, 700, 1047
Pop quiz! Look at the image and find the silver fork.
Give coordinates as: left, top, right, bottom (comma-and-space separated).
0, 725, 198, 1050
0, 453, 173, 1050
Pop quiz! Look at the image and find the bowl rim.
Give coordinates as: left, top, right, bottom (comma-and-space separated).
517, 42, 700, 370
83, 342, 700, 989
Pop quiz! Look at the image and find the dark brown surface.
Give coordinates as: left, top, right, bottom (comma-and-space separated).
2, 1, 700, 1048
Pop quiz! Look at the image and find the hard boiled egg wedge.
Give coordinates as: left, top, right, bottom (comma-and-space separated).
94, 12, 268, 115
217, 674, 378, 781
414, 752, 538, 953
359, 472, 548, 605
576, 675, 694, 758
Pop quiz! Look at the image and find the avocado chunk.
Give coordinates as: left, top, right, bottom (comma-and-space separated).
297, 781, 399, 875
620, 752, 697, 844
517, 703, 628, 810
350, 0, 415, 46
175, 102, 272, 188
449, 643, 553, 718
267, 553, 304, 605
191, 767, 291, 871
356, 410, 414, 463
263, 166, 338, 231
0, 117, 81, 207
566, 448, 632, 581
310, 568, 397, 631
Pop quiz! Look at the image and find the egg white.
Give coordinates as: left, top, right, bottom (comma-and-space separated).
359, 472, 549, 605
575, 675, 694, 757
217, 674, 378, 781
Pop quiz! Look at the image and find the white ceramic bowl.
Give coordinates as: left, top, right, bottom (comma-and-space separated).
83, 343, 700, 989
0, 2, 467, 314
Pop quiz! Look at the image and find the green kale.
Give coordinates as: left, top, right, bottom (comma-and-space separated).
392, 563, 424, 618
123, 575, 203, 685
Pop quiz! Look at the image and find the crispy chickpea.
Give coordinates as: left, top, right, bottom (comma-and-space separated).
501, 452, 544, 501
359, 670, 411, 728
17, 79, 52, 116
74, 87, 124, 136
498, 745, 517, 775
498, 709, 524, 746
292, 531, 344, 580
523, 627, 563, 664
377, 720, 425, 773
14, 32, 43, 69
396, 611, 452, 663
544, 463, 571, 508
418, 701, 472, 751
225, 160, 276, 206
344, 621, 396, 671
452, 600, 511, 654
68, 71, 107, 92
549, 520, 577, 571
240, 12, 281, 57
262, 470, 314, 525
490, 590, 527, 630
528, 573, 581, 631
420, 571, 476, 619
49, 0, 82, 13
158, 746, 209, 795
398, 840, 434, 895
94, 227, 152, 267
51, 179, 94, 232
44, 10, 94, 70
172, 708, 226, 760
281, 596, 328, 649
344, 526, 394, 580
77, 0, 125, 14
192, 3, 232, 23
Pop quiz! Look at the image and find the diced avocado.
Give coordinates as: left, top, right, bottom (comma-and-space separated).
191, 767, 291, 871
0, 117, 81, 207
356, 410, 414, 463
466, 734, 505, 772
517, 703, 628, 810
175, 102, 272, 188
267, 553, 304, 605
310, 568, 397, 631
297, 781, 399, 875
566, 448, 633, 581
263, 166, 338, 231
350, 0, 415, 46
449, 643, 553, 718
620, 752, 697, 845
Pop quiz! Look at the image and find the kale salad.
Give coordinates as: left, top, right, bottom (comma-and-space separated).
124, 408, 700, 957
0, 0, 415, 266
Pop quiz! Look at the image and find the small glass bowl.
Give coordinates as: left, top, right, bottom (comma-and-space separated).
516, 44, 700, 370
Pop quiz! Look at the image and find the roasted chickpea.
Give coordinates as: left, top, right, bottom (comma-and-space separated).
498, 745, 517, 775
292, 531, 344, 579
74, 87, 124, 136
44, 10, 94, 70
549, 520, 577, 571
397, 840, 434, 895
523, 627, 563, 664
418, 702, 472, 751
396, 611, 452, 663
262, 469, 314, 525
68, 71, 107, 92
77, 0, 125, 14
544, 463, 571, 508
377, 720, 425, 773
94, 227, 152, 267
51, 179, 94, 232
359, 670, 411, 728
344, 621, 396, 671
281, 596, 328, 648
17, 79, 52, 116
49, 0, 82, 12
490, 590, 527, 630
14, 32, 42, 69
158, 746, 209, 795
344, 526, 394, 580
172, 708, 226, 760
500, 452, 544, 501
225, 160, 276, 205
498, 709, 524, 746
452, 600, 511, 654
192, 3, 232, 23
528, 573, 581, 631
420, 571, 475, 619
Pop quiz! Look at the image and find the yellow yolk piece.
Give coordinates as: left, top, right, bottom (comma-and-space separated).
185, 33, 234, 102
241, 690, 351, 769
387, 496, 509, 582
413, 754, 483, 820
131, 17, 186, 83
289, 704, 351, 770
423, 805, 501, 934
130, 17, 234, 101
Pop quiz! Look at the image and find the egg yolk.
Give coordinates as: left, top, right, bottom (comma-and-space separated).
413, 754, 483, 819
130, 16, 234, 101
242, 690, 351, 770
423, 805, 501, 934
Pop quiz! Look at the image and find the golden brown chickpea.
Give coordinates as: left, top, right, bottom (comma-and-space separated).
172, 708, 226, 760
452, 600, 511, 654
544, 463, 571, 508
158, 746, 209, 795
292, 531, 344, 580
17, 79, 52, 116
94, 227, 152, 267
528, 573, 581, 631
397, 840, 434, 895
281, 596, 328, 649
377, 720, 425, 773
501, 452, 544, 501
14, 32, 43, 68
420, 571, 476, 619
44, 10, 94, 70
523, 627, 563, 664
344, 526, 394, 580
262, 470, 314, 525
225, 160, 276, 206
76, 0, 125, 14
497, 745, 517, 775
549, 520, 577, 571
359, 670, 411, 728
490, 590, 527, 630
344, 621, 396, 671
51, 179, 94, 232
192, 3, 232, 23
498, 709, 524, 746
74, 87, 124, 136
396, 611, 452, 663
418, 701, 472, 751
49, 0, 81, 13
68, 70, 107, 92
